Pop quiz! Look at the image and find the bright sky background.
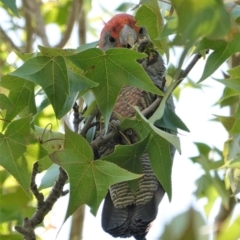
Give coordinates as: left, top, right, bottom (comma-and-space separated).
3, 0, 232, 239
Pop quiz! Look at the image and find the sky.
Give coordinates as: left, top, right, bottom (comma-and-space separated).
3, 0, 232, 239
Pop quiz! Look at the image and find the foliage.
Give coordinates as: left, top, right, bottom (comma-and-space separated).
1, 0, 240, 239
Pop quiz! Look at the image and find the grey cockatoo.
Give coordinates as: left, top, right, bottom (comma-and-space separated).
97, 13, 175, 240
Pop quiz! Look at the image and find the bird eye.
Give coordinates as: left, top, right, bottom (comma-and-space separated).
108, 36, 115, 43
139, 27, 144, 34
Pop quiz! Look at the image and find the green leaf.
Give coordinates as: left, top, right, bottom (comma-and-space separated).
215, 114, 240, 134
76, 41, 98, 52
234, 101, 240, 118
102, 136, 149, 193
0, 75, 37, 125
67, 48, 163, 129
57, 68, 98, 118
135, 0, 168, 56
228, 65, 240, 78
194, 175, 219, 216
149, 79, 176, 123
121, 107, 180, 200
212, 172, 230, 208
215, 115, 235, 132
39, 164, 60, 190
226, 168, 240, 195
160, 15, 178, 39
1, 0, 19, 16
0, 117, 48, 196
0, 186, 31, 223
15, 51, 36, 61
159, 208, 208, 240
171, 0, 232, 45
218, 215, 240, 240
38, 45, 77, 57
50, 125, 141, 218
0, 234, 22, 240
33, 125, 64, 155
223, 135, 240, 161
154, 106, 190, 132
229, 118, 240, 134
218, 88, 239, 104
196, 33, 240, 82
221, 157, 240, 169
215, 78, 240, 93
0, 94, 13, 112
9, 56, 69, 119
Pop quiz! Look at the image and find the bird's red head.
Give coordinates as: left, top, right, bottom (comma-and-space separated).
99, 14, 147, 51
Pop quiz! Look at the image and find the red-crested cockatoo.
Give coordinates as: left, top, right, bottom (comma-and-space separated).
97, 13, 175, 240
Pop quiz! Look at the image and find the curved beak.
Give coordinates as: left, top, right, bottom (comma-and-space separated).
119, 24, 137, 47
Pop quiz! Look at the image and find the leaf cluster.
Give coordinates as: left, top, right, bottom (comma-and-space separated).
1, 0, 240, 239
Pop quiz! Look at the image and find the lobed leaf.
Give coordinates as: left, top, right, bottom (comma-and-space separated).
0, 75, 37, 127
50, 125, 141, 218
1, 0, 19, 16
171, 0, 232, 45
9, 56, 69, 119
0, 116, 48, 196
67, 48, 163, 129
196, 33, 240, 82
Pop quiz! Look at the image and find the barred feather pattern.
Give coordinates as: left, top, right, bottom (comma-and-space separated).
109, 153, 159, 208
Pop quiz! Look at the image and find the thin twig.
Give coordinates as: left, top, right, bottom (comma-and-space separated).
177, 53, 203, 83
39, 123, 53, 143
91, 128, 119, 151
80, 107, 100, 137
15, 163, 68, 240
72, 102, 83, 133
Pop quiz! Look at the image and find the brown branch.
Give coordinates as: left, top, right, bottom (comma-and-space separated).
15, 163, 68, 240
78, 1, 86, 45
214, 196, 236, 236
22, 0, 50, 47
55, 0, 82, 48
69, 205, 85, 240
72, 102, 83, 133
80, 107, 100, 137
0, 26, 21, 52
22, 0, 34, 52
91, 127, 119, 152
33, 0, 50, 47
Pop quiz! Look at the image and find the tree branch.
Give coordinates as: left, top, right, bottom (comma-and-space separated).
214, 197, 236, 236
0, 26, 21, 52
55, 0, 82, 48
22, 0, 34, 52
78, 0, 86, 45
22, 0, 50, 47
15, 163, 68, 240
80, 107, 100, 137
